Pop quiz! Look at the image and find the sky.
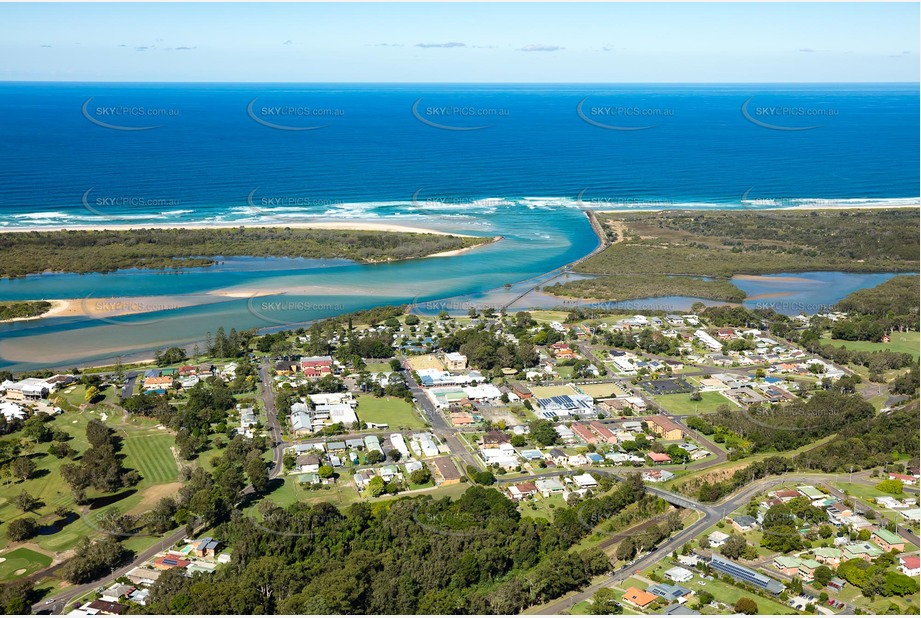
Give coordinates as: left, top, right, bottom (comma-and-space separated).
0, 3, 918, 82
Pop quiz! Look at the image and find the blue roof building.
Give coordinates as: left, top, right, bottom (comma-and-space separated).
709, 555, 785, 594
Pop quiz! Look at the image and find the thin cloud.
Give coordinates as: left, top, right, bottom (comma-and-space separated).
416, 42, 466, 49
519, 44, 564, 52
172, 46, 196, 51
135, 46, 150, 52
40, 45, 52, 48
283, 40, 293, 46
372, 43, 405, 47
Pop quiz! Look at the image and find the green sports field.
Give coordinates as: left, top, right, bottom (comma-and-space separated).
0, 547, 52, 581
357, 395, 425, 429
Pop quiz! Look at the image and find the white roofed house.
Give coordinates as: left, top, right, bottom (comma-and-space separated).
390, 433, 411, 459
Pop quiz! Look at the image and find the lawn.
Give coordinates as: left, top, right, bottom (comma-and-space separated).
0, 408, 181, 556
0, 547, 53, 581
653, 391, 735, 415
357, 395, 425, 429
575, 383, 629, 398
364, 361, 393, 373
121, 432, 179, 485
827, 331, 920, 361
531, 385, 578, 398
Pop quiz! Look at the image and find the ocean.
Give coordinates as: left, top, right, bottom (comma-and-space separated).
0, 83, 917, 370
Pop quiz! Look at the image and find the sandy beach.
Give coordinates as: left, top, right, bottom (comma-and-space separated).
0, 221, 474, 237
597, 202, 920, 214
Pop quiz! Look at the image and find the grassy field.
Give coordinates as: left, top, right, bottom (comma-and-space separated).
121, 431, 179, 485
826, 331, 920, 361
0, 547, 53, 581
531, 385, 577, 398
357, 395, 425, 429
654, 391, 735, 415
0, 407, 180, 556
364, 361, 393, 373
573, 383, 628, 399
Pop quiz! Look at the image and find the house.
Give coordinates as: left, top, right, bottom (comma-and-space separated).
889, 473, 917, 485
647, 416, 684, 441
648, 452, 671, 465
507, 482, 538, 501
773, 556, 802, 576
899, 555, 920, 577
643, 469, 675, 483
432, 456, 461, 485
663, 603, 700, 615
483, 429, 511, 446
511, 383, 533, 400
647, 583, 693, 604
708, 531, 730, 548
84, 600, 128, 615
100, 584, 135, 603
872, 528, 906, 552
622, 587, 658, 609
588, 421, 617, 443
300, 355, 333, 375
665, 566, 694, 583
152, 553, 191, 570
535, 477, 565, 497
548, 448, 568, 465
444, 352, 468, 371
796, 485, 826, 501
731, 515, 758, 532
192, 537, 223, 558
554, 424, 575, 442
677, 555, 699, 567
709, 555, 785, 594
571, 423, 598, 444
125, 566, 162, 586
694, 329, 722, 351
772, 489, 802, 503
572, 473, 598, 489
827, 577, 847, 592
143, 375, 173, 390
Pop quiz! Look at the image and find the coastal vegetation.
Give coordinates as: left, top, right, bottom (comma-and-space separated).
0, 228, 487, 278
550, 209, 919, 301
141, 476, 647, 614
545, 274, 747, 302
0, 301, 51, 321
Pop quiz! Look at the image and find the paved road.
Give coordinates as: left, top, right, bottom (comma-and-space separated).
32, 527, 188, 615
403, 360, 482, 472
533, 472, 898, 614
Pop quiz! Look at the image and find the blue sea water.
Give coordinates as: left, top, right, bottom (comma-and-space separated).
0, 83, 917, 370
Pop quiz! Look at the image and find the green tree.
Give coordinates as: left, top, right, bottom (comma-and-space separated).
318, 464, 335, 479
367, 476, 386, 497
7, 517, 38, 541
11, 456, 35, 481
734, 597, 758, 614
814, 565, 833, 587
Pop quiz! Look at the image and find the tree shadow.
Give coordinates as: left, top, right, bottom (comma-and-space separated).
88, 488, 137, 510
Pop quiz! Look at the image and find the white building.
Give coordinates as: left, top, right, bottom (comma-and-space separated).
665, 567, 694, 583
